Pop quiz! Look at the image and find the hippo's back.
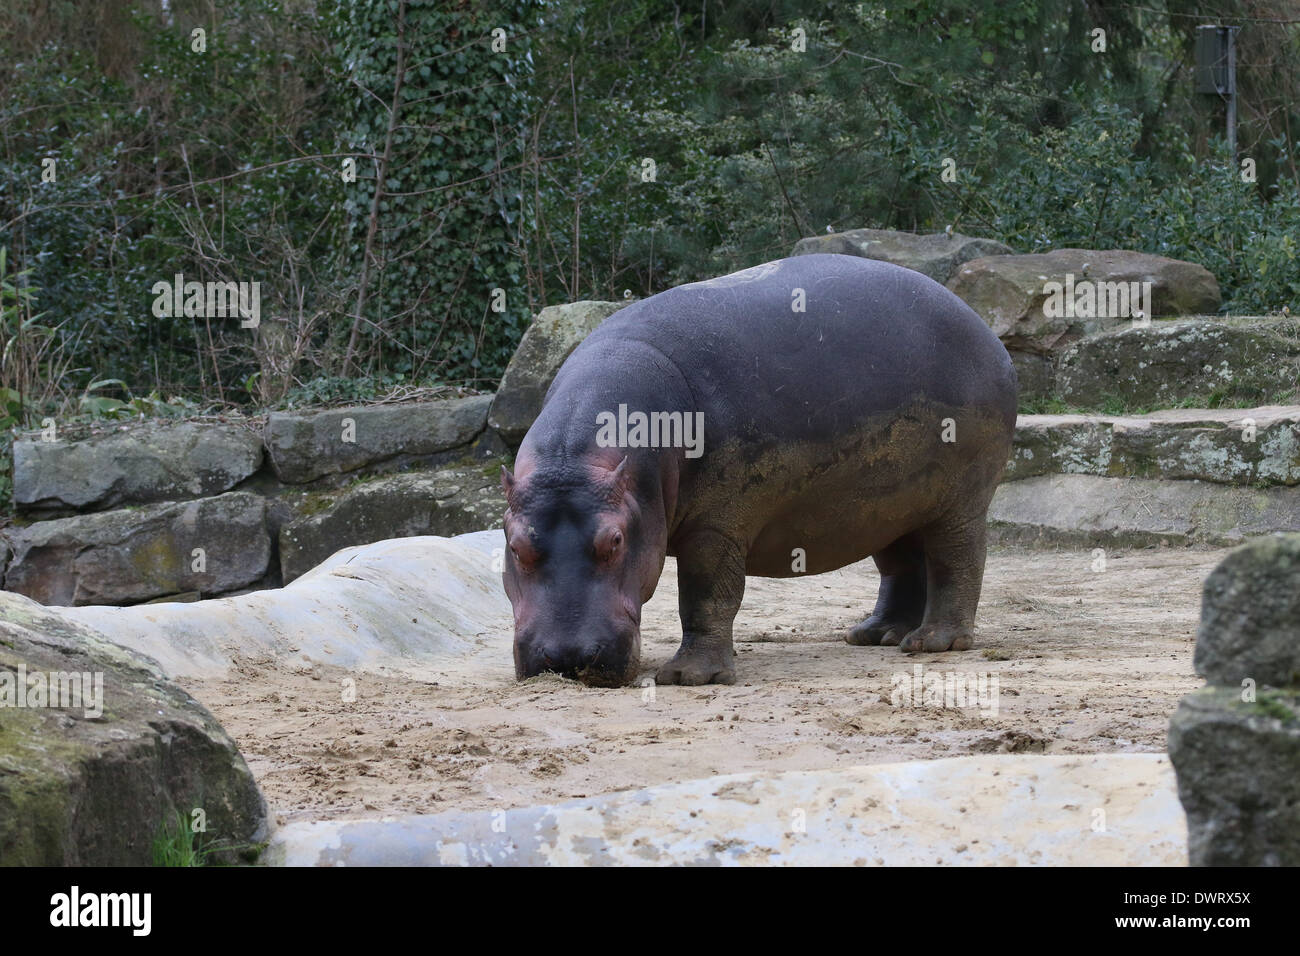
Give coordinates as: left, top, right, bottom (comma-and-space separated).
573, 254, 1017, 443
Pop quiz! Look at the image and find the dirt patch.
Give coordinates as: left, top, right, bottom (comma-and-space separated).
181, 544, 1220, 826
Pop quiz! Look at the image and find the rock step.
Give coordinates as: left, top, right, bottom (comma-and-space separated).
1010, 405, 1300, 486
13, 421, 264, 514
989, 474, 1300, 548
265, 393, 491, 484
12, 393, 496, 517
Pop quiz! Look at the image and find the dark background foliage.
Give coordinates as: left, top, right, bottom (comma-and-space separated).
2, 0, 1299, 426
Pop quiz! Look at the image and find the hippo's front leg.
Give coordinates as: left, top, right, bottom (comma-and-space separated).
656, 529, 745, 686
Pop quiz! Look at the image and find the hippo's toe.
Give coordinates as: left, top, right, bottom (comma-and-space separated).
655, 648, 736, 686
846, 616, 891, 645
848, 615, 920, 647
898, 623, 974, 653
879, 627, 910, 647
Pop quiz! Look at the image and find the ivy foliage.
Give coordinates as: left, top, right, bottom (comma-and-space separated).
327, 0, 538, 385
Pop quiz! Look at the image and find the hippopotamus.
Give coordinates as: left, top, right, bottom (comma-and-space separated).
501, 253, 1018, 686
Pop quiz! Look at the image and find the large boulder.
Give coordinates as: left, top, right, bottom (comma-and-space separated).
1168, 687, 1299, 867
278, 463, 507, 583
0, 592, 267, 864
488, 301, 627, 446
1009, 407, 1300, 485
791, 228, 1013, 284
1192, 534, 1300, 687
1009, 351, 1055, 404
947, 249, 1221, 353
1168, 534, 1300, 866
3, 492, 271, 606
265, 394, 491, 484
1056, 317, 1300, 409
14, 421, 263, 514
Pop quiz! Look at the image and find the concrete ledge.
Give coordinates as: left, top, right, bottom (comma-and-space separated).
263, 753, 1184, 866
990, 474, 1300, 548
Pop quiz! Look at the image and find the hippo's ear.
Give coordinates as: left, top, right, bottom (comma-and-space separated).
500, 466, 516, 505
606, 456, 630, 503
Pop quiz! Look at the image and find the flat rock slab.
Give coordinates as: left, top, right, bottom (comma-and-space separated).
1010, 405, 1300, 485
278, 464, 506, 583
264, 753, 1183, 866
264, 395, 491, 484
990, 474, 1300, 547
55, 530, 511, 681
791, 229, 1013, 284
3, 491, 270, 606
13, 421, 263, 514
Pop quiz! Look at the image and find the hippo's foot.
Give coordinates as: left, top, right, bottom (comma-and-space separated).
846, 614, 918, 647
899, 623, 974, 654
655, 646, 736, 685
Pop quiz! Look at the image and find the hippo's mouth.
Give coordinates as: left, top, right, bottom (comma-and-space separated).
573, 661, 639, 688
573, 635, 641, 688
514, 627, 642, 688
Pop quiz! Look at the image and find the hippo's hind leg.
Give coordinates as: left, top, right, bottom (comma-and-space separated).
657, 529, 744, 686
846, 534, 926, 646
898, 510, 988, 653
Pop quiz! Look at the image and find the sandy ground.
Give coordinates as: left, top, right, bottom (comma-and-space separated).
181, 544, 1222, 826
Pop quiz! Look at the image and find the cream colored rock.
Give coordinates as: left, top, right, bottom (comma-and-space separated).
56, 529, 512, 682
264, 754, 1185, 866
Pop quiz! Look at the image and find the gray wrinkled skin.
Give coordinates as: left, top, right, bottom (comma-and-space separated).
502, 254, 1018, 686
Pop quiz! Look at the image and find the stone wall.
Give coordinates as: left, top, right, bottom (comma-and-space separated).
4, 394, 510, 606
7, 230, 1299, 606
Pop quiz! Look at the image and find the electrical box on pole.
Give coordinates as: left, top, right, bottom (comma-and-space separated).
1195, 24, 1240, 158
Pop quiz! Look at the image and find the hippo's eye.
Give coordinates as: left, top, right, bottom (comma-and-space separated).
595, 527, 625, 564
509, 536, 540, 570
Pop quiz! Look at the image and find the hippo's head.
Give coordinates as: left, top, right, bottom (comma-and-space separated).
500, 455, 663, 687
